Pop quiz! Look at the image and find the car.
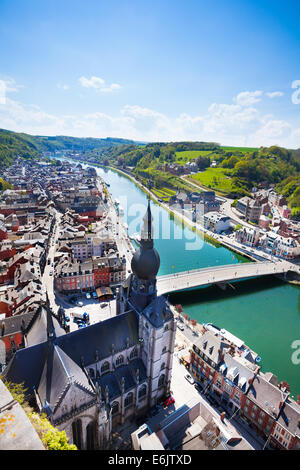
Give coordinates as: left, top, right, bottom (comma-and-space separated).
177, 324, 184, 331
86, 293, 91, 299
185, 374, 194, 384
64, 315, 70, 322
92, 292, 97, 298
163, 396, 175, 407
49, 271, 53, 276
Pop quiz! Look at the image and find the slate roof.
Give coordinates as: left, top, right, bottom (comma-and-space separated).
37, 345, 94, 415
55, 309, 139, 366
98, 372, 121, 400
143, 295, 173, 328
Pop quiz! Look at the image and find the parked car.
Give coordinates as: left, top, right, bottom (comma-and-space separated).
194, 383, 202, 393
86, 293, 91, 299
185, 374, 194, 384
177, 324, 184, 331
92, 292, 97, 298
163, 396, 175, 407
49, 271, 53, 276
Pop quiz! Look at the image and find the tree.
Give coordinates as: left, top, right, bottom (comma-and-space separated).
175, 304, 183, 314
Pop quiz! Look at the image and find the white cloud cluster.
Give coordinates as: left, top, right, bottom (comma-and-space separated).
266, 91, 284, 98
234, 90, 262, 107
0, 83, 299, 148
79, 76, 121, 93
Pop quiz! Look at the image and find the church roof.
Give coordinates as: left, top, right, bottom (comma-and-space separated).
143, 295, 173, 328
55, 309, 139, 366
37, 345, 94, 415
3, 310, 140, 397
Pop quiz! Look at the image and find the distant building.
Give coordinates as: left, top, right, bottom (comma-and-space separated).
202, 212, 230, 233
236, 197, 261, 224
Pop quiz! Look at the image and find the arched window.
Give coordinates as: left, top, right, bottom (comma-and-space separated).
101, 361, 110, 373
124, 392, 133, 408
86, 421, 97, 450
72, 419, 82, 449
158, 374, 165, 388
161, 362, 165, 370
116, 355, 124, 366
162, 346, 167, 354
130, 347, 138, 360
111, 401, 119, 415
138, 384, 147, 401
164, 324, 169, 331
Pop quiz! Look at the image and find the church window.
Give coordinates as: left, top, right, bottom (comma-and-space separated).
138, 385, 147, 401
111, 402, 119, 415
72, 419, 82, 450
116, 355, 124, 366
161, 362, 165, 370
130, 348, 138, 359
158, 374, 165, 388
164, 324, 169, 331
162, 346, 167, 354
101, 361, 110, 373
86, 421, 97, 450
124, 392, 133, 408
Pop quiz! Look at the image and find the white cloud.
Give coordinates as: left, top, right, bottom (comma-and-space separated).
234, 90, 262, 107
79, 76, 121, 93
266, 91, 284, 98
0, 85, 299, 148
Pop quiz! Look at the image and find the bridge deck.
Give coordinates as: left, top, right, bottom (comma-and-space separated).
156, 260, 297, 295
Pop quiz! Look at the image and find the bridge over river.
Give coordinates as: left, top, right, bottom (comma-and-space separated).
156, 260, 300, 295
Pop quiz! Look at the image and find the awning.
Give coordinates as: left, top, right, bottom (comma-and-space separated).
96, 286, 113, 297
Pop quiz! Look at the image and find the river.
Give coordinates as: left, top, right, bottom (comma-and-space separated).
57, 158, 300, 396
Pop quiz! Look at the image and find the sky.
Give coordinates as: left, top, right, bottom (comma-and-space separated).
0, 0, 300, 148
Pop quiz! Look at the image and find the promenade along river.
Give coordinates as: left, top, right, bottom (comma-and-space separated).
72, 161, 300, 397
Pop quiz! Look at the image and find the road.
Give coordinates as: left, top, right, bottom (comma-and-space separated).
42, 208, 62, 315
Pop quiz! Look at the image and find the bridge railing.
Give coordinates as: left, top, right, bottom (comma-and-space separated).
157, 261, 274, 280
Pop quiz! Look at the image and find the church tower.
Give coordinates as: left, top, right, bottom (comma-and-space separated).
117, 197, 160, 314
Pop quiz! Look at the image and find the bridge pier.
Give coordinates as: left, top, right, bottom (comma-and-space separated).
215, 282, 227, 291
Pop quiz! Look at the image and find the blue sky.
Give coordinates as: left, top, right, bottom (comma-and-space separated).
0, 0, 300, 147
